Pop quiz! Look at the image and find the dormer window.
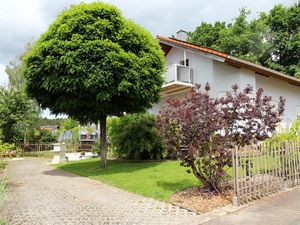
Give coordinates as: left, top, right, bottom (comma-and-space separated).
180, 59, 189, 67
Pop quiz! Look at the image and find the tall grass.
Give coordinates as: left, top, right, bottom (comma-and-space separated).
0, 160, 10, 225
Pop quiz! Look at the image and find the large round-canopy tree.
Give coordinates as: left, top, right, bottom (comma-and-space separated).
23, 2, 165, 167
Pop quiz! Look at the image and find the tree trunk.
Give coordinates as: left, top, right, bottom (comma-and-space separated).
100, 115, 107, 168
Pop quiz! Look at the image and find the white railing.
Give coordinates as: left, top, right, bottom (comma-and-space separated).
164, 64, 194, 85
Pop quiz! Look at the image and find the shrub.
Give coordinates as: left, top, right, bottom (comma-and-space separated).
157, 83, 285, 191
92, 139, 101, 155
109, 113, 164, 160
271, 117, 300, 141
39, 130, 57, 143
0, 129, 15, 154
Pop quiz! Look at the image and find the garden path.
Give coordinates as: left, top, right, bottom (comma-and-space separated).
1, 158, 203, 225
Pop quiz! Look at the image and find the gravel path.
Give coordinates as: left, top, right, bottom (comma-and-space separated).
1, 158, 203, 225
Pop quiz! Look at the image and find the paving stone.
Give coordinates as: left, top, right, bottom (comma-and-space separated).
1, 158, 204, 225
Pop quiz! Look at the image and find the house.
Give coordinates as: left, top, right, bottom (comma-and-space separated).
78, 129, 97, 143
150, 30, 300, 128
39, 125, 59, 134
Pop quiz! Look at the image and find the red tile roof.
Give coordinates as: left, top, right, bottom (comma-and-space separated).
157, 35, 229, 58
157, 35, 300, 87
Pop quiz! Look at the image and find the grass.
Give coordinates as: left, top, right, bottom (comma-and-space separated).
0, 160, 7, 206
55, 159, 200, 202
0, 179, 7, 207
0, 160, 9, 225
0, 219, 11, 225
23, 150, 53, 158
0, 161, 6, 172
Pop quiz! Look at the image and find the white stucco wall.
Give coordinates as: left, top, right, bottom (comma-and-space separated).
256, 75, 300, 123
151, 46, 300, 124
166, 47, 213, 87
165, 47, 184, 66
212, 61, 256, 97
188, 51, 213, 86
149, 91, 190, 115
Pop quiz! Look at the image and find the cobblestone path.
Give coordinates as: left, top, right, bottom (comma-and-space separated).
1, 158, 203, 225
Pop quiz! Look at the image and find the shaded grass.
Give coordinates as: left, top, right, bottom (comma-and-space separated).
55, 159, 200, 202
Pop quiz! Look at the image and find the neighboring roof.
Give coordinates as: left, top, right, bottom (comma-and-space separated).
40, 125, 59, 130
157, 35, 300, 87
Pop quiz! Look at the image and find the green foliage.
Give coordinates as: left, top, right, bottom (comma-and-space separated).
38, 118, 65, 127
39, 130, 57, 143
0, 143, 15, 153
60, 118, 78, 130
23, 2, 165, 123
290, 118, 300, 138
271, 117, 300, 141
188, 21, 226, 47
92, 139, 101, 155
0, 88, 38, 143
189, 2, 300, 77
23, 2, 165, 167
71, 126, 80, 141
109, 113, 165, 160
0, 129, 15, 153
4, 41, 41, 143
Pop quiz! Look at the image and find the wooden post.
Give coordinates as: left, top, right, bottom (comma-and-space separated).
291, 141, 297, 186
295, 141, 300, 185
259, 142, 264, 198
286, 141, 292, 187
232, 146, 240, 206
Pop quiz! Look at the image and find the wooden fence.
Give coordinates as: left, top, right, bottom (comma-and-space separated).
15, 142, 95, 153
232, 140, 300, 205
16, 142, 53, 152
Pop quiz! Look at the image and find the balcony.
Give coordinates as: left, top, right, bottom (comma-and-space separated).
161, 64, 194, 96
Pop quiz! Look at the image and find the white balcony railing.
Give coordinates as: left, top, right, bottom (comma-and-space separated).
164, 64, 194, 85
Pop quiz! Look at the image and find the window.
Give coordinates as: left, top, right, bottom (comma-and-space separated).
180, 59, 189, 67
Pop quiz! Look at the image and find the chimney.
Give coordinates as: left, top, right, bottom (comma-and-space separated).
176, 30, 187, 41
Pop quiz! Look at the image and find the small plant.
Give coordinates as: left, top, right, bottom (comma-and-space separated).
92, 139, 101, 155
0, 161, 6, 172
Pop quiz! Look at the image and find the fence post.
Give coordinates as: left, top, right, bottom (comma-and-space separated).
232, 145, 240, 206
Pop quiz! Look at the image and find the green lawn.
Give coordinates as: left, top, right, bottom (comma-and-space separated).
55, 159, 200, 202
23, 150, 53, 158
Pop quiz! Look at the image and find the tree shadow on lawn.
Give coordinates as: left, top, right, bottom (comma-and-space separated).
156, 180, 200, 193
48, 159, 163, 178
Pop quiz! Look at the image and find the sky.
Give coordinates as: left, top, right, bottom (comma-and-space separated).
0, 0, 297, 117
